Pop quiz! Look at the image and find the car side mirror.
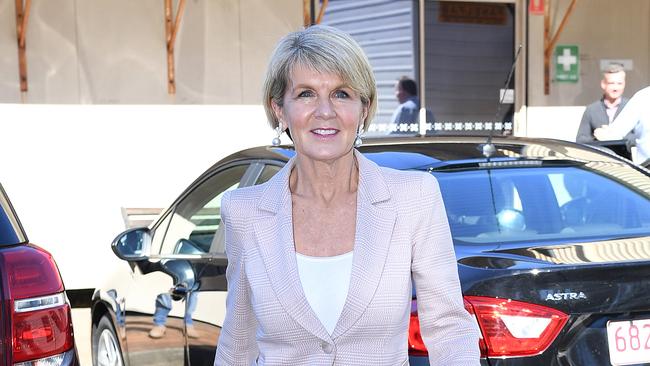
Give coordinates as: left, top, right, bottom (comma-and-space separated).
111, 227, 152, 261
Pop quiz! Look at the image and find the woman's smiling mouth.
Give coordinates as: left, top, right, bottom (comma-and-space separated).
311, 128, 339, 137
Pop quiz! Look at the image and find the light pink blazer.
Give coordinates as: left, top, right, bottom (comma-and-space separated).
214, 151, 480, 365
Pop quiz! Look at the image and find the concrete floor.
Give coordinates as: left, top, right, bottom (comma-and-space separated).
72, 308, 92, 366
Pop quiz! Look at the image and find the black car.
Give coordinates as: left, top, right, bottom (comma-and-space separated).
92, 136, 650, 366
0, 183, 79, 366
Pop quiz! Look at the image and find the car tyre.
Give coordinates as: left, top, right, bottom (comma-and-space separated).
93, 315, 125, 366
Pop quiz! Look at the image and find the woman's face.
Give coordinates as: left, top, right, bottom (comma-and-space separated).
273, 65, 367, 163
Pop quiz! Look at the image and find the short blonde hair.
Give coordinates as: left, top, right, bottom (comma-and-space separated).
262, 25, 377, 131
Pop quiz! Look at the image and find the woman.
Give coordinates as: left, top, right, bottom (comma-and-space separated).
214, 25, 479, 365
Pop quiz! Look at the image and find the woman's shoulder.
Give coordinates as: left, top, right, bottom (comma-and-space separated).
221, 181, 271, 218
222, 161, 291, 219
224, 181, 269, 205
377, 166, 439, 195
374, 168, 442, 216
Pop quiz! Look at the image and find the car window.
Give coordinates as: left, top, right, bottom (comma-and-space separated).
159, 164, 250, 256
434, 166, 650, 244
257, 164, 282, 185
149, 212, 173, 255
0, 185, 26, 246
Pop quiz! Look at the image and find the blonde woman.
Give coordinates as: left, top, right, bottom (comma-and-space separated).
214, 25, 479, 365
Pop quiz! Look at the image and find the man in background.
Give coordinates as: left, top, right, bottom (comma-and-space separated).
390, 76, 434, 134
595, 86, 650, 167
576, 64, 633, 148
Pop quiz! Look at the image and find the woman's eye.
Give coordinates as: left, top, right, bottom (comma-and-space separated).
298, 90, 315, 98
333, 90, 350, 99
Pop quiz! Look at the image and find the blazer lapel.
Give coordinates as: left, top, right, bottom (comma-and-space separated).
252, 158, 331, 342
332, 151, 397, 339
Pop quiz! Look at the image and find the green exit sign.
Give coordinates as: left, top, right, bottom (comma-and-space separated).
555, 45, 579, 82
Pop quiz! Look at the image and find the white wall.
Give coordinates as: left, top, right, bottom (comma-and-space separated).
0, 104, 284, 290
525, 106, 585, 141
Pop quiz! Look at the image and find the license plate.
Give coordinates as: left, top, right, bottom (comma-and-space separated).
607, 318, 650, 365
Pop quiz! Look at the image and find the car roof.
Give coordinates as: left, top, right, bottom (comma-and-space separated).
213, 135, 626, 172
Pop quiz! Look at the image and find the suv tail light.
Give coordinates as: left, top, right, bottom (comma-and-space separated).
1, 245, 75, 365
408, 296, 568, 358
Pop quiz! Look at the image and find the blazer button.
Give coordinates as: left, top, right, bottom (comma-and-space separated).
321, 341, 334, 354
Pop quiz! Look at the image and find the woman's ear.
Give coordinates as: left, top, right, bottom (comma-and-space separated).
271, 100, 284, 129
361, 105, 369, 127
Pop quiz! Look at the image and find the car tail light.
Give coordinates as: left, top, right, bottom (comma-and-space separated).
408, 299, 487, 357
408, 296, 568, 358
465, 296, 568, 357
0, 245, 75, 365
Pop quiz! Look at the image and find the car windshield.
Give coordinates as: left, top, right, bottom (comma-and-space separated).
0, 185, 27, 246
433, 165, 650, 245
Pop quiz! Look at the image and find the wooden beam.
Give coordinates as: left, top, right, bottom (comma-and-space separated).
543, 0, 578, 95
165, 0, 186, 94
545, 0, 577, 56
169, 0, 186, 51
303, 0, 328, 27
315, 0, 328, 24
302, 0, 309, 26
15, 0, 31, 92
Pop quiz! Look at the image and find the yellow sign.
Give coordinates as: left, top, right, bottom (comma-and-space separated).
439, 2, 508, 25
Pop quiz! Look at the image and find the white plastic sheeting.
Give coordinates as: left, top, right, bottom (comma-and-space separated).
0, 0, 300, 104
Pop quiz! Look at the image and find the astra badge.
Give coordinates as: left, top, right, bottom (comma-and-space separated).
545, 291, 587, 301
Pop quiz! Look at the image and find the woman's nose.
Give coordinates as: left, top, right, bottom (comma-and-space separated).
314, 96, 336, 119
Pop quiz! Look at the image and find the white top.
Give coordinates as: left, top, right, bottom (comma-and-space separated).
608, 86, 650, 163
296, 251, 354, 334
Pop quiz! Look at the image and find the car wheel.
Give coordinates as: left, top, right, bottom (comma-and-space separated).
93, 315, 125, 366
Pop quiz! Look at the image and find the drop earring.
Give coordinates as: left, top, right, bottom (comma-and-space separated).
272, 121, 283, 146
354, 124, 363, 148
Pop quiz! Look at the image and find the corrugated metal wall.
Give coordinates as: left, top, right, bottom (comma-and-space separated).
321, 0, 416, 125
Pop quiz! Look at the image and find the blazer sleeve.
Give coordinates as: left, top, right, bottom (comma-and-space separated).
576, 106, 595, 143
411, 174, 481, 365
214, 191, 259, 365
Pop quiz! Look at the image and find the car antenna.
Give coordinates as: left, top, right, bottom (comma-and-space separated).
482, 44, 523, 159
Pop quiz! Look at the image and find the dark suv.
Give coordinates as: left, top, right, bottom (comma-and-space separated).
93, 136, 650, 365
0, 183, 79, 366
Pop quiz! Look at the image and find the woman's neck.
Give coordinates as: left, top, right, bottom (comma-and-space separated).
290, 152, 359, 204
